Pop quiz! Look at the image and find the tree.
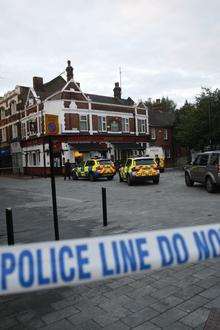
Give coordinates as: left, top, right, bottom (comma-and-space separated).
174, 88, 220, 150
145, 97, 176, 112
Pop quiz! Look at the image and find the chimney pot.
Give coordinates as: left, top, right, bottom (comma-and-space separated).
113, 82, 121, 99
66, 60, 73, 81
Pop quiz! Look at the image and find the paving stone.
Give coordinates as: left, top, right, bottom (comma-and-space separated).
195, 276, 220, 289
51, 297, 80, 310
174, 284, 204, 300
91, 312, 120, 327
16, 310, 36, 322
159, 295, 184, 308
74, 319, 102, 329
178, 295, 210, 313
40, 319, 74, 330
163, 321, 192, 329
0, 316, 18, 329
205, 296, 220, 309
150, 285, 179, 300
150, 307, 187, 327
133, 321, 161, 330
193, 268, 217, 279
98, 301, 130, 318
41, 306, 80, 324
106, 277, 134, 289
180, 308, 210, 327
199, 286, 220, 299
126, 285, 156, 299
120, 306, 159, 327
122, 295, 158, 313
104, 320, 130, 330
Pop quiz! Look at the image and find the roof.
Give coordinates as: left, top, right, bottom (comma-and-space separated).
148, 108, 175, 127
35, 76, 66, 100
19, 86, 29, 106
86, 94, 134, 106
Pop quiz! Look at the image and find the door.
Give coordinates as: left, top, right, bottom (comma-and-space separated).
191, 155, 201, 181
197, 154, 209, 183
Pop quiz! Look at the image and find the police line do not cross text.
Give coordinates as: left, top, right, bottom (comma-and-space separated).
0, 224, 219, 295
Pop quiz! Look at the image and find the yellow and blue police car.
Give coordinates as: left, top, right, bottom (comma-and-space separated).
72, 158, 116, 181
119, 157, 160, 186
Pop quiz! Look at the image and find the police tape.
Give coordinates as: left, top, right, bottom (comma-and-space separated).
0, 223, 219, 295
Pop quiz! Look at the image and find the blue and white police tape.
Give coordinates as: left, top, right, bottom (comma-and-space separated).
0, 223, 219, 295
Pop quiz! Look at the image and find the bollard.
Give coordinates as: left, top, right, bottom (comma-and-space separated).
102, 187, 108, 226
5, 208, 14, 245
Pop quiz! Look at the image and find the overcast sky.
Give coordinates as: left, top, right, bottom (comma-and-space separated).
1, 0, 220, 107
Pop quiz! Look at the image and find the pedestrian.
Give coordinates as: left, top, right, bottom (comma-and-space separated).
155, 154, 160, 167
64, 159, 72, 180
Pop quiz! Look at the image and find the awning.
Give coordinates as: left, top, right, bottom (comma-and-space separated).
113, 143, 145, 151
69, 143, 108, 152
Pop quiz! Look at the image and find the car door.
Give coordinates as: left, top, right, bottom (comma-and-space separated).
197, 154, 209, 183
190, 155, 201, 181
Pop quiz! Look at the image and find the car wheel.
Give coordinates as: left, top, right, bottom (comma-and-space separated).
185, 172, 194, 187
153, 176, 160, 184
206, 177, 216, 193
107, 176, 114, 181
127, 175, 134, 186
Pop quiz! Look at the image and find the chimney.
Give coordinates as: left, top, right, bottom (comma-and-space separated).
156, 98, 161, 104
113, 82, 121, 99
33, 77, 43, 91
66, 60, 73, 81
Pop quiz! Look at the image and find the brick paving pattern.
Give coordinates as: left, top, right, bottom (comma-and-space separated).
0, 171, 219, 329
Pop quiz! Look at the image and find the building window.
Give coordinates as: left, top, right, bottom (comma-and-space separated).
21, 123, 26, 138
138, 119, 146, 133
10, 101, 17, 115
79, 115, 88, 131
98, 116, 106, 131
164, 129, 168, 140
1, 128, 7, 142
12, 124, 18, 139
110, 121, 119, 132
122, 118, 129, 132
151, 128, 156, 140
1, 108, 6, 119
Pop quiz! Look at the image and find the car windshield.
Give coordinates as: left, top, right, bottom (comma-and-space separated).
98, 160, 112, 166
135, 158, 154, 166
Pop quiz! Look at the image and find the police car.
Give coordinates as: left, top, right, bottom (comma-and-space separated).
72, 158, 116, 181
119, 157, 160, 186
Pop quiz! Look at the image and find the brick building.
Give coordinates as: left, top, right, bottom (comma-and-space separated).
0, 61, 150, 175
148, 99, 175, 166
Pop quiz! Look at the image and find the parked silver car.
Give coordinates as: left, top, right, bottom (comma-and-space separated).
184, 151, 220, 193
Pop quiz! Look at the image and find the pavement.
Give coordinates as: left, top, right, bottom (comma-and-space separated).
0, 171, 220, 329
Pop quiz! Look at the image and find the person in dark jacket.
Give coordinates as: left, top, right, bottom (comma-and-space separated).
155, 154, 160, 167
64, 159, 72, 180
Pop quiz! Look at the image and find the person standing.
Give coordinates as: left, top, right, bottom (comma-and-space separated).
155, 154, 160, 168
64, 159, 72, 180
